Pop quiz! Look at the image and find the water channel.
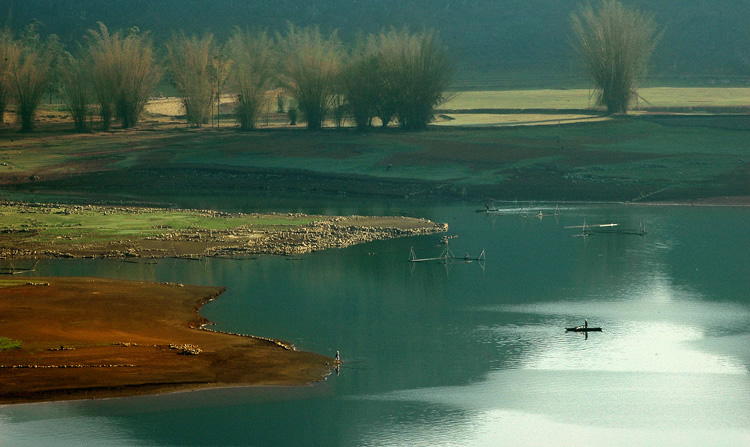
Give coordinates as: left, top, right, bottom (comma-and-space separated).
1, 200, 748, 446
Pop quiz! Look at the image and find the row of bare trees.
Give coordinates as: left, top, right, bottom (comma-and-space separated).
165, 25, 454, 131
0, 22, 454, 132
161, 0, 659, 130
0, 22, 161, 132
169, 0, 657, 129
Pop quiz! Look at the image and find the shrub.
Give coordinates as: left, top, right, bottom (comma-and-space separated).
0, 337, 22, 350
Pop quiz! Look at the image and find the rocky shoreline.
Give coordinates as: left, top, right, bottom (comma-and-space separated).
214, 216, 449, 256
0, 202, 448, 260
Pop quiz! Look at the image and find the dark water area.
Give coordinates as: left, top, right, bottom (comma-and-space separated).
1, 201, 749, 446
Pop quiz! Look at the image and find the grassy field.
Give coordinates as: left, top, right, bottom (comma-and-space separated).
441, 87, 750, 111
433, 113, 609, 127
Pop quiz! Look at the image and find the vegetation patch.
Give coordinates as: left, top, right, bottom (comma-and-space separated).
0, 337, 22, 350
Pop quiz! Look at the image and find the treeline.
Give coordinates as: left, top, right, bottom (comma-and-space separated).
0, 22, 453, 132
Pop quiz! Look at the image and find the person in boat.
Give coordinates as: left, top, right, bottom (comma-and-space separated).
465, 252, 470, 260
584, 319, 588, 329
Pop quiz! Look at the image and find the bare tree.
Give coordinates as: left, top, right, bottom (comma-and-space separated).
59, 54, 91, 132
287, 102, 298, 125
376, 28, 454, 130
210, 53, 232, 128
278, 24, 342, 130
340, 36, 380, 131
571, 0, 660, 114
166, 33, 217, 127
0, 28, 19, 126
87, 23, 162, 129
9, 25, 52, 132
226, 28, 274, 130
44, 34, 66, 105
86, 24, 115, 129
10, 52, 50, 132
276, 91, 285, 113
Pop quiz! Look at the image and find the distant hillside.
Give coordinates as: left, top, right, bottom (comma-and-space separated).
2, 0, 749, 88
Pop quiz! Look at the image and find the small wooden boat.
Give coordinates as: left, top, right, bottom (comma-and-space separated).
566, 326, 602, 332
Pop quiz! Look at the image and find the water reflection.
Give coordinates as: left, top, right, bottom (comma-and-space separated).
0, 410, 147, 447
477, 320, 747, 374
356, 405, 750, 447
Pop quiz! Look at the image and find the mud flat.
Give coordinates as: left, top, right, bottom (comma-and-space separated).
0, 277, 337, 404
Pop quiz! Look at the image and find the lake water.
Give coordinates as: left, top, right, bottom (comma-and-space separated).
1, 202, 749, 446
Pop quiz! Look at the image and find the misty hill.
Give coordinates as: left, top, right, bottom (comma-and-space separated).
2, 0, 749, 88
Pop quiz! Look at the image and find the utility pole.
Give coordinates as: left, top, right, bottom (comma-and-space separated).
215, 56, 220, 128
217, 60, 221, 128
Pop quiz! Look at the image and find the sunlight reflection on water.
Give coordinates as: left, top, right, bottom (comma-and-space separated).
356, 407, 750, 447
359, 368, 750, 446
477, 321, 748, 375
0, 413, 147, 447
471, 289, 750, 375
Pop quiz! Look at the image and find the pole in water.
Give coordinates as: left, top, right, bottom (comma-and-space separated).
334, 351, 342, 375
